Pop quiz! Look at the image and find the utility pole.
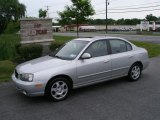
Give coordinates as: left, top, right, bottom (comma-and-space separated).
106, 0, 108, 34
76, 7, 79, 38
75, 0, 79, 38
76, 14, 79, 38
45, 6, 50, 18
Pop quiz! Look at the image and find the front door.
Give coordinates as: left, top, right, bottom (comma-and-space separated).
76, 40, 112, 86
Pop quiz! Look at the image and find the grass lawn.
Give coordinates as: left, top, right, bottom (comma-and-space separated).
53, 35, 76, 43
0, 60, 15, 82
131, 41, 160, 58
0, 34, 160, 82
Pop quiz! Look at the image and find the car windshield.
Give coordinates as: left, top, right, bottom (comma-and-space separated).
52, 40, 89, 60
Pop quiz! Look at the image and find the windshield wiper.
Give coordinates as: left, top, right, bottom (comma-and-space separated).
48, 53, 62, 59
50, 54, 72, 60
54, 55, 64, 59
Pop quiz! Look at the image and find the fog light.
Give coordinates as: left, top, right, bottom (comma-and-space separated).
22, 90, 27, 95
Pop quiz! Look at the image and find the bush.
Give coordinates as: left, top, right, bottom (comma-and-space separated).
155, 27, 160, 32
0, 34, 20, 61
50, 41, 65, 52
0, 16, 8, 34
16, 44, 43, 62
4, 22, 20, 34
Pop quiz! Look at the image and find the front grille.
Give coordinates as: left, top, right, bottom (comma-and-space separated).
15, 70, 19, 79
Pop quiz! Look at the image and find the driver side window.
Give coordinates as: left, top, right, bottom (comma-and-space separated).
85, 40, 108, 58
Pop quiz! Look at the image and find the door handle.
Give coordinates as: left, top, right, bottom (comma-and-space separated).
129, 55, 133, 58
104, 59, 110, 63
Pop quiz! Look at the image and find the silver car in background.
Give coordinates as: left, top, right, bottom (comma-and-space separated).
12, 36, 149, 101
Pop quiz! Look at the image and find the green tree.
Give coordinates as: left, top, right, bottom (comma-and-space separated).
0, 15, 8, 33
57, 0, 95, 25
116, 18, 125, 25
0, 0, 26, 21
38, 9, 47, 18
15, 3, 26, 21
130, 18, 141, 25
145, 14, 158, 21
88, 19, 116, 25
0, 0, 26, 34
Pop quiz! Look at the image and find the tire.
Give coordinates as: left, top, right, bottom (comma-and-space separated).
128, 63, 142, 81
46, 77, 71, 101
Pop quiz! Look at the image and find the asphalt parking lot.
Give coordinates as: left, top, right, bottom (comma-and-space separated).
0, 57, 160, 120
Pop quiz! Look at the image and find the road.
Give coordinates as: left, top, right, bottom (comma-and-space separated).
0, 57, 160, 120
53, 32, 160, 44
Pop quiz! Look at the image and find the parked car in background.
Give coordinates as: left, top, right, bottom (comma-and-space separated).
79, 26, 96, 32
12, 36, 149, 101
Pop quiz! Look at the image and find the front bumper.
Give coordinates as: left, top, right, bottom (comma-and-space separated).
143, 59, 150, 70
12, 74, 45, 96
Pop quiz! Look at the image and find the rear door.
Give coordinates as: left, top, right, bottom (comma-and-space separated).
109, 39, 133, 78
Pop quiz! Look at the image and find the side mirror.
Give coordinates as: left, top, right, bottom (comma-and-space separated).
81, 53, 91, 59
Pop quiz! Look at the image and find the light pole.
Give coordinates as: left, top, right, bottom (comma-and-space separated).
75, 6, 79, 38
73, 2, 79, 38
106, 0, 108, 34
76, 13, 79, 38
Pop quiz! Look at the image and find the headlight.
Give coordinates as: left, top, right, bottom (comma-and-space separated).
19, 73, 34, 82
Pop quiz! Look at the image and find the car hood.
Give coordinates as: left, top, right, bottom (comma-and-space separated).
16, 56, 72, 73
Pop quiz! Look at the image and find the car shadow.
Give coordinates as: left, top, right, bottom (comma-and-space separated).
70, 77, 129, 97
15, 77, 131, 103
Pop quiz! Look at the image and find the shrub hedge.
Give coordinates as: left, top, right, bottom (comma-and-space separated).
0, 34, 20, 61
15, 44, 43, 62
50, 41, 65, 52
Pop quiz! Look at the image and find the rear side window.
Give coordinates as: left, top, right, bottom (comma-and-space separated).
109, 39, 132, 54
85, 40, 108, 58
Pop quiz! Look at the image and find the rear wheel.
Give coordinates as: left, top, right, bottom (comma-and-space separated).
46, 77, 71, 101
128, 63, 142, 81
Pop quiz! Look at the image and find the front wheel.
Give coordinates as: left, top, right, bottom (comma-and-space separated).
46, 77, 71, 101
128, 63, 142, 81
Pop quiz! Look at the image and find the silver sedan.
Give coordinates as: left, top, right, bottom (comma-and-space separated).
12, 36, 149, 101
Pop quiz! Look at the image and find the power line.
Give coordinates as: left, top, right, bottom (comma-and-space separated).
93, 2, 106, 6
49, 12, 56, 14
47, 1, 160, 18
49, 2, 71, 7
94, 8, 160, 15
96, 4, 160, 13
93, 0, 119, 7
107, 1, 160, 9
109, 4, 160, 10
94, 1, 160, 11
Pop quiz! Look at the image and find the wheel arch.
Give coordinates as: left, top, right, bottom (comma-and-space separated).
45, 74, 73, 95
129, 61, 143, 75
132, 61, 143, 69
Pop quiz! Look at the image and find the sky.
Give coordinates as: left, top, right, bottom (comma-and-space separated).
19, 0, 160, 21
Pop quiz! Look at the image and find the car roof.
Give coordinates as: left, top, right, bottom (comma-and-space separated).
73, 36, 126, 42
